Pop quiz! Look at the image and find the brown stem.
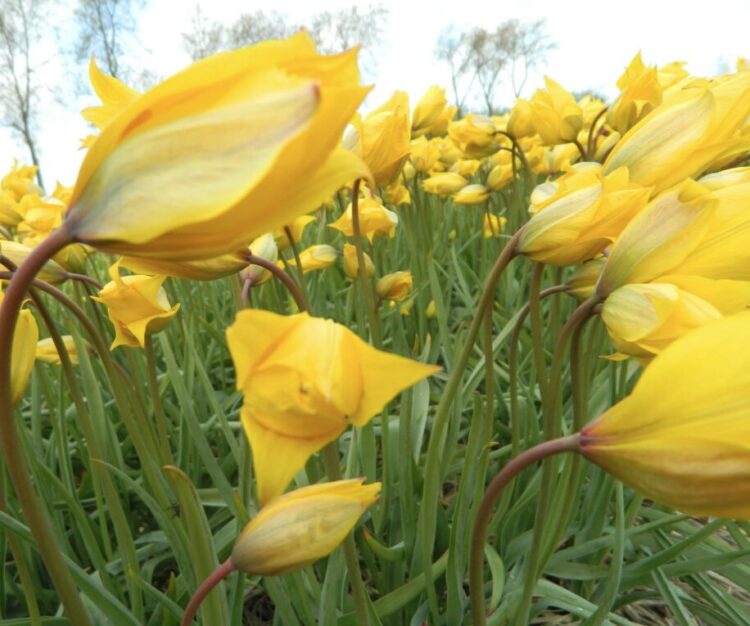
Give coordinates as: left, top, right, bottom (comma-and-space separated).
181, 558, 236, 626
469, 434, 581, 626
242, 252, 308, 312
65, 271, 103, 289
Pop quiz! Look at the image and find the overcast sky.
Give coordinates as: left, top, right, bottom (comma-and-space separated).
2, 0, 749, 189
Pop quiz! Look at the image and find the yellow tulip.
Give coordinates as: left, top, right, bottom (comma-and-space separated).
411, 86, 448, 138
91, 262, 180, 349
0, 240, 68, 284
487, 164, 514, 191
63, 32, 371, 261
80, 57, 140, 148
36, 336, 80, 366
240, 233, 279, 285
449, 159, 481, 178
1, 161, 40, 202
448, 115, 497, 156
226, 310, 438, 503
517, 164, 651, 266
329, 197, 398, 242
383, 180, 411, 205
0, 286, 38, 405
342, 243, 374, 279
422, 172, 468, 196
600, 283, 721, 362
529, 77, 582, 145
274, 215, 316, 251
453, 184, 490, 205
482, 214, 507, 239
427, 105, 457, 138
607, 52, 663, 134
346, 91, 410, 186
409, 138, 441, 173
376, 271, 413, 301
232, 479, 380, 574
288, 245, 338, 273
531, 143, 580, 176
580, 311, 750, 518
603, 72, 750, 194
507, 98, 535, 139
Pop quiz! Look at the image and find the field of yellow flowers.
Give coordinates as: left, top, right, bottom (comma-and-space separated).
2, 33, 750, 625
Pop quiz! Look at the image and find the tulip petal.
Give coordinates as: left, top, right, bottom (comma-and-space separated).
11, 309, 39, 405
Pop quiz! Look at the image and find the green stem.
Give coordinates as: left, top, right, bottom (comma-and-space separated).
322, 443, 372, 626
351, 179, 382, 347
0, 227, 95, 626
145, 334, 173, 465
419, 228, 523, 620
469, 435, 581, 626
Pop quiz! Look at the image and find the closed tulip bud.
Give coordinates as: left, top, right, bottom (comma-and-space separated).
227, 310, 438, 502
0, 240, 68, 284
448, 115, 497, 156
600, 283, 721, 362
596, 179, 716, 297
580, 311, 750, 518
63, 33, 371, 261
507, 98, 535, 138
603, 72, 750, 194
1, 286, 38, 406
121, 251, 249, 281
529, 77, 583, 145
607, 52, 663, 134
376, 271, 413, 301
482, 214, 507, 239
36, 336, 80, 366
565, 257, 606, 300
411, 86, 448, 138
240, 233, 279, 285
232, 479, 380, 575
342, 243, 374, 279
329, 197, 398, 242
518, 164, 651, 266
289, 244, 338, 272
345, 91, 410, 186
422, 172, 468, 196
434, 137, 464, 166
274, 215, 316, 251
487, 164, 514, 191
453, 184, 490, 205
425, 300, 437, 319
450, 159, 481, 178
91, 262, 180, 349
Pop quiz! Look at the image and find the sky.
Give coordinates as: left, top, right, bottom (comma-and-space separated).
2, 0, 750, 189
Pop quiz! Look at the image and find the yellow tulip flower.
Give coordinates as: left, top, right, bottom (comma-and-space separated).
453, 184, 490, 205
448, 115, 497, 157
346, 91, 410, 186
600, 283, 721, 362
517, 164, 651, 266
64, 32, 371, 261
450, 159, 481, 178
1, 160, 40, 202
91, 262, 180, 349
240, 233, 279, 286
422, 172, 468, 196
532, 143, 580, 176
226, 310, 438, 503
383, 180, 411, 206
288, 244, 338, 273
507, 98, 535, 139
580, 311, 750, 518
274, 215, 316, 251
0, 286, 38, 405
329, 197, 398, 242
36, 336, 80, 366
607, 52, 663, 134
411, 86, 448, 138
603, 72, 750, 194
529, 77, 583, 145
487, 164, 514, 191
482, 214, 507, 239
120, 251, 249, 281
342, 243, 374, 279
376, 271, 413, 302
232, 479, 380, 575
409, 137, 441, 173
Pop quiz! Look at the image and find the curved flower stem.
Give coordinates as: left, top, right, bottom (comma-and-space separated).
574, 139, 588, 161
469, 434, 581, 626
509, 285, 567, 455
0, 227, 95, 626
283, 225, 311, 309
181, 558, 236, 626
420, 228, 523, 619
65, 272, 103, 289
322, 443, 372, 626
243, 252, 307, 312
351, 178, 382, 347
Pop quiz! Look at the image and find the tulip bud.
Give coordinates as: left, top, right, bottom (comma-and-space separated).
507, 98, 535, 139
289, 244, 338, 273
580, 311, 750, 518
411, 86, 449, 138
453, 184, 490, 206
329, 197, 398, 242
241, 233, 279, 285
342, 243, 374, 279
422, 172, 468, 196
36, 336, 80, 366
376, 271, 413, 302
232, 479, 380, 575
482, 214, 507, 239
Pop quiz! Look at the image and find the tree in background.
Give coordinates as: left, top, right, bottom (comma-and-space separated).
182, 3, 388, 77
436, 19, 554, 115
0, 0, 48, 187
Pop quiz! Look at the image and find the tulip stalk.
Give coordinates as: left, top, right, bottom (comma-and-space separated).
0, 226, 96, 626
180, 558, 236, 626
419, 227, 523, 619
468, 434, 582, 626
